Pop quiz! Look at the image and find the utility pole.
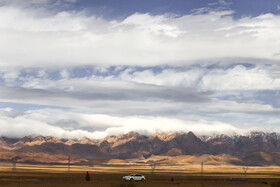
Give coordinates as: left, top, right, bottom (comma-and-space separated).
12, 158, 16, 172
11, 156, 20, 172
149, 161, 157, 174
68, 154, 71, 172
201, 161, 204, 176
242, 166, 248, 178
68, 147, 71, 172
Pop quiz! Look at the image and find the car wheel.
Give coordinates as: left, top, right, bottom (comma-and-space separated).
141, 178, 144, 182
130, 178, 133, 182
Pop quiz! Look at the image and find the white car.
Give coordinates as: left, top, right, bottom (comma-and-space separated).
122, 174, 145, 182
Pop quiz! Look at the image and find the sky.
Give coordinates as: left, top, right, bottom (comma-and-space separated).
0, 0, 280, 139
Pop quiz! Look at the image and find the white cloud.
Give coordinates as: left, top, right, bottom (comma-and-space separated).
0, 79, 279, 117
0, 66, 279, 138
1, 107, 13, 112
0, 3, 280, 138
1, 70, 19, 84
0, 65, 279, 116
200, 65, 280, 90
110, 65, 280, 91
0, 7, 280, 68
60, 69, 69, 79
0, 108, 253, 139
37, 70, 48, 78
0, 114, 95, 139
197, 99, 280, 114
118, 68, 204, 87
2, 65, 280, 92
116, 65, 280, 91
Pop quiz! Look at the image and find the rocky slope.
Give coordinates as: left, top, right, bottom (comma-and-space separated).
1, 131, 280, 165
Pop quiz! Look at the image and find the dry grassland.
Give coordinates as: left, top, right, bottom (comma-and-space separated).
0, 162, 279, 187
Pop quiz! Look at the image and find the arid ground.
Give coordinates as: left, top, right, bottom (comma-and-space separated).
0, 162, 280, 187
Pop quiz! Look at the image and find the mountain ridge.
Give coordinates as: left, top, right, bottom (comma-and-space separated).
1, 131, 280, 166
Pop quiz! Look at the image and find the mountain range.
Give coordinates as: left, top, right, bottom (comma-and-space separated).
1, 131, 280, 166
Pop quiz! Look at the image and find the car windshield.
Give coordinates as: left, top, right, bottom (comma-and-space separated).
129, 174, 134, 176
